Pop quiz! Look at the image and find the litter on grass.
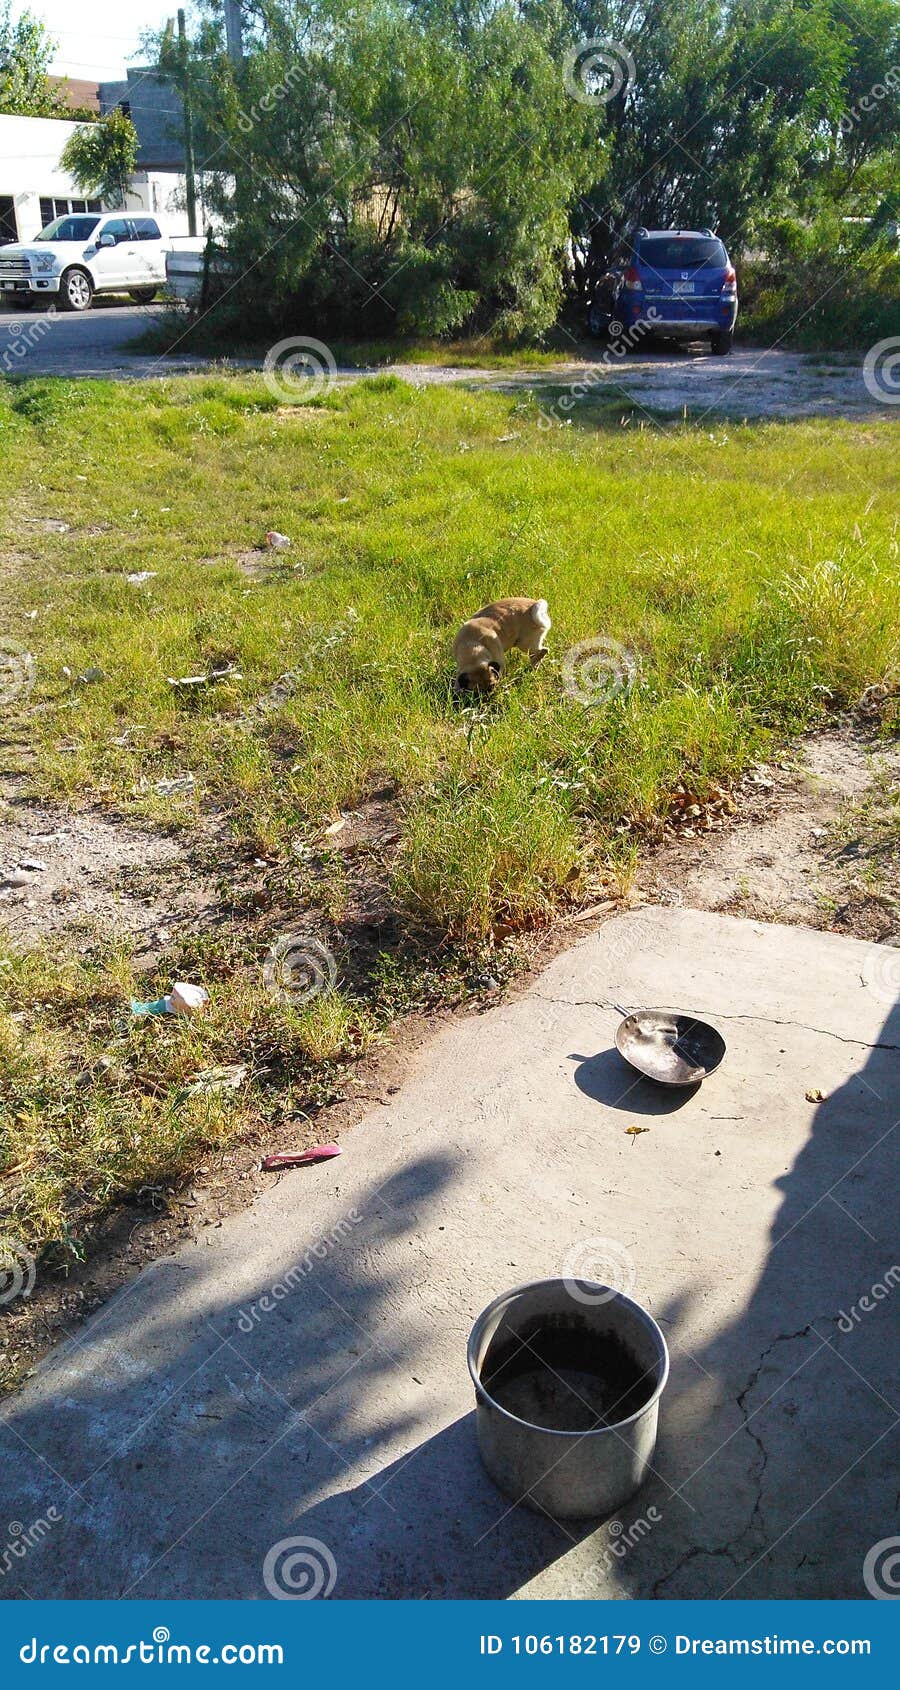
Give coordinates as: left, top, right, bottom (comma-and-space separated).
131, 981, 209, 1018
155, 774, 196, 797
184, 1063, 248, 1096
1, 868, 42, 889
167, 665, 242, 689
262, 1145, 342, 1171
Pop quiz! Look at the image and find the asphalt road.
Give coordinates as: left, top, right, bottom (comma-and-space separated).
0, 297, 888, 418
0, 299, 196, 379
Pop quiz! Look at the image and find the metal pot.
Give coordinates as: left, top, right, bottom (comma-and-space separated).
468, 1278, 668, 1520
613, 1004, 726, 1086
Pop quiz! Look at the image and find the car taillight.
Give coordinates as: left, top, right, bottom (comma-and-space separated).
722, 264, 736, 293
623, 265, 642, 290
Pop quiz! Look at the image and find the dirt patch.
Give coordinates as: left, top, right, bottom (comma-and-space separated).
307, 787, 403, 940
196, 548, 305, 581
639, 726, 900, 940
19, 517, 71, 536
0, 798, 219, 954
8, 321, 892, 420
274, 405, 332, 421
359, 348, 894, 421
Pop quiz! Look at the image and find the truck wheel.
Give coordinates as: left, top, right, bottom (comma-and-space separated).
60, 268, 93, 312
129, 287, 158, 304
710, 329, 733, 355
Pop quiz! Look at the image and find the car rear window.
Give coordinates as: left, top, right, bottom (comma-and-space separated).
638, 237, 728, 269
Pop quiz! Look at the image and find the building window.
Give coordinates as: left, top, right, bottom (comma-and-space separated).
42, 196, 104, 228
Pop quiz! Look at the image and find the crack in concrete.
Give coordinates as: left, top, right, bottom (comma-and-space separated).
531, 997, 899, 1051
649, 1325, 821, 1598
650, 1541, 739, 1599
689, 1012, 899, 1052
731, 1323, 820, 1557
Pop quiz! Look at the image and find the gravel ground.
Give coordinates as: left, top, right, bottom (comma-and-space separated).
1, 301, 891, 420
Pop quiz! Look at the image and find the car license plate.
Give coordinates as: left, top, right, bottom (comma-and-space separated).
672, 281, 695, 294
1, 281, 15, 290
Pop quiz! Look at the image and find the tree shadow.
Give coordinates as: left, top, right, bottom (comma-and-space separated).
287, 1413, 599, 1599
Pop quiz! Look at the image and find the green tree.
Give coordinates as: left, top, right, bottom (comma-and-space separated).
563, 0, 852, 282
151, 0, 899, 339
0, 0, 67, 116
60, 107, 139, 207
821, 0, 900, 212
162, 0, 600, 339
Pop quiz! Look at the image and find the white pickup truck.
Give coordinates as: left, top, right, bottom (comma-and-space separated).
0, 211, 182, 312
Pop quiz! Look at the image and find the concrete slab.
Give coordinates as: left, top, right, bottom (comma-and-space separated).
1, 908, 897, 1601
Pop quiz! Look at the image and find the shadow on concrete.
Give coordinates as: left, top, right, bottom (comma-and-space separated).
642, 995, 900, 1599
286, 1413, 598, 1599
570, 1047, 700, 1114
1, 986, 897, 1601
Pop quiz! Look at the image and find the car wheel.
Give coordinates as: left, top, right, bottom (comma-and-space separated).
129, 287, 158, 304
60, 268, 93, 312
710, 329, 733, 355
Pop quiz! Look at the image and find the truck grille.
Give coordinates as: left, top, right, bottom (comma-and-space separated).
0, 257, 31, 277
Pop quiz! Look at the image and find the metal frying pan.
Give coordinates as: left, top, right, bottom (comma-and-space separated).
614, 1005, 726, 1087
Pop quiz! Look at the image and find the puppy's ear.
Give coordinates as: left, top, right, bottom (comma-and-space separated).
455, 673, 470, 691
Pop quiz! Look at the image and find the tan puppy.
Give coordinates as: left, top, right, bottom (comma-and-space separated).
453, 597, 551, 695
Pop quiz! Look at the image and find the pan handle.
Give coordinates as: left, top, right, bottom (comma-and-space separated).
613, 1002, 632, 1019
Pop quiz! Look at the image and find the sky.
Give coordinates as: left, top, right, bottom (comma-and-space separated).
35, 1, 180, 80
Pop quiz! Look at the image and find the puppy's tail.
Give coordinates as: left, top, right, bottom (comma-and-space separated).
530, 598, 551, 631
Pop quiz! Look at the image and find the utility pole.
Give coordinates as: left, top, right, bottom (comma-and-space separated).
177, 9, 198, 236
224, 0, 244, 71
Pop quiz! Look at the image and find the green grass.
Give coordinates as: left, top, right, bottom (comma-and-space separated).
0, 371, 897, 1275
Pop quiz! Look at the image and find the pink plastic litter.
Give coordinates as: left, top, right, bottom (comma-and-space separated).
262, 1144, 342, 1171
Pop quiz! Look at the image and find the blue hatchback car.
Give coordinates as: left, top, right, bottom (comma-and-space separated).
618, 228, 738, 354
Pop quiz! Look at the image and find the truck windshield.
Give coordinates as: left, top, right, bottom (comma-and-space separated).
35, 216, 101, 242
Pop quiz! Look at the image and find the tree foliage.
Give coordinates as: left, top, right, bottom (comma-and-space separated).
59, 108, 139, 207
566, 0, 899, 278
0, 1, 68, 117
170, 0, 899, 339
173, 0, 601, 338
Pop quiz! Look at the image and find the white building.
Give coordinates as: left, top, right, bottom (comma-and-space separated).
0, 113, 203, 245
